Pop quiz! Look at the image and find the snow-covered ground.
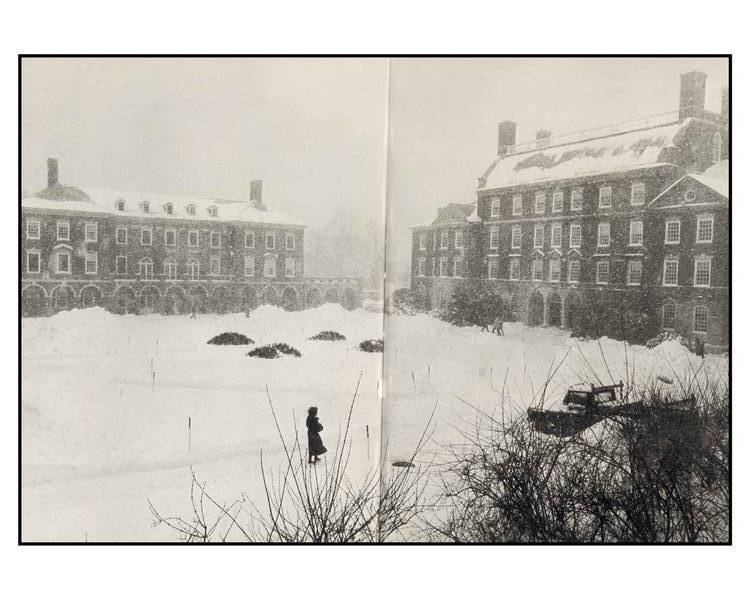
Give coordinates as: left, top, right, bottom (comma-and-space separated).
21, 306, 727, 541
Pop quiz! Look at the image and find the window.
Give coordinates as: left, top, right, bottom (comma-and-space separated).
164, 202, 173, 215
598, 186, 612, 208
511, 226, 521, 249
187, 258, 200, 280
285, 256, 295, 278
441, 231, 449, 249
534, 224, 544, 249
116, 227, 128, 245
417, 257, 426, 276
512, 194, 523, 216
210, 232, 221, 248
453, 259, 462, 278
711, 132, 722, 163
266, 232, 275, 250
488, 260, 498, 279
552, 191, 563, 213
491, 198, 500, 217
509, 258, 520, 280
56, 221, 70, 241
629, 220, 643, 246
569, 223, 581, 248
696, 215, 714, 243
286, 233, 296, 251
85, 252, 98, 274
26, 250, 40, 274
431, 257, 436, 277
551, 224, 562, 248
241, 255, 255, 278
188, 230, 199, 248
694, 257, 711, 287
489, 227, 500, 250
116, 256, 127, 275
186, 204, 196, 216
27, 219, 40, 239
627, 260, 642, 286
440, 257, 448, 277
597, 222, 610, 247
208, 206, 218, 218
596, 261, 610, 284
455, 230, 463, 249
663, 258, 679, 286
165, 229, 176, 247
662, 303, 676, 330
433, 232, 437, 250
141, 228, 152, 246
549, 258, 561, 282
139, 201, 150, 214
685, 190, 696, 201
210, 257, 221, 276
532, 258, 543, 281
245, 232, 255, 248
138, 258, 153, 279
165, 259, 177, 280
534, 191, 546, 214
665, 219, 681, 244
116, 199, 125, 212
631, 182, 645, 205
567, 259, 580, 283
694, 306, 709, 334
419, 233, 426, 250
264, 255, 276, 278
56, 251, 70, 274
570, 188, 583, 211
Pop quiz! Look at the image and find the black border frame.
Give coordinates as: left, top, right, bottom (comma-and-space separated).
18, 54, 732, 546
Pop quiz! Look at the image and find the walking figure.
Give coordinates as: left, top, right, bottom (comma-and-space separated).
492, 317, 504, 336
190, 300, 197, 319
306, 406, 327, 464
480, 320, 490, 332
694, 336, 705, 359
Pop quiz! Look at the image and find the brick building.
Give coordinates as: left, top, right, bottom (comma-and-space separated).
22, 160, 362, 316
411, 71, 729, 350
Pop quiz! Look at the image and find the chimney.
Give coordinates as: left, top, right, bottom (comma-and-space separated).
536, 129, 553, 148
250, 180, 264, 209
497, 121, 517, 155
678, 71, 707, 120
721, 85, 729, 125
47, 158, 59, 188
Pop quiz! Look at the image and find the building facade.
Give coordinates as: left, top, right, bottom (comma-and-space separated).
411, 71, 729, 351
22, 160, 362, 316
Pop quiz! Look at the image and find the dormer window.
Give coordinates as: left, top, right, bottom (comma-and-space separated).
164, 202, 173, 215
186, 204, 196, 216
208, 206, 218, 218
139, 201, 150, 214
116, 199, 125, 212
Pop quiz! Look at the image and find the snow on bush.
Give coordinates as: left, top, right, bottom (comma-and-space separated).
248, 342, 302, 358
646, 331, 691, 350
362, 298, 383, 313
359, 338, 384, 353
207, 332, 254, 345
309, 330, 346, 341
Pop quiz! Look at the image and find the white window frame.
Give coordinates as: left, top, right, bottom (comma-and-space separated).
569, 223, 582, 249
141, 227, 153, 246
116, 255, 128, 276
627, 260, 642, 286
453, 258, 462, 278
56, 220, 70, 242
56, 250, 71, 274
533, 224, 544, 249
509, 258, 520, 281
164, 202, 173, 215
186, 204, 196, 216
534, 191, 546, 214
455, 230, 463, 249
511, 226, 521, 249
441, 230, 449, 249
244, 255, 255, 277
139, 201, 150, 214
693, 305, 709, 334
665, 219, 681, 244
417, 257, 426, 277
27, 219, 41, 240
663, 258, 679, 287
512, 194, 523, 216
696, 214, 714, 244
570, 188, 583, 212
26, 249, 41, 274
630, 182, 645, 206
210, 256, 221, 276
165, 259, 177, 280
138, 258, 154, 279
187, 258, 200, 280
597, 222, 610, 247
629, 220, 643, 246
419, 233, 426, 250
490, 198, 501, 218
285, 256, 295, 278
549, 258, 561, 282
210, 231, 221, 249
188, 230, 199, 248
662, 303, 676, 330
116, 227, 128, 245
286, 233, 296, 251
552, 191, 563, 213
440, 257, 448, 277
165, 228, 177, 247
489, 226, 500, 250
551, 224, 562, 248
245, 231, 255, 249
488, 260, 498, 279
84, 252, 98, 275
596, 260, 610, 284
693, 256, 712, 288
116, 200, 125, 212
598, 186, 612, 209
266, 232, 276, 250
532, 258, 543, 281
567, 259, 580, 283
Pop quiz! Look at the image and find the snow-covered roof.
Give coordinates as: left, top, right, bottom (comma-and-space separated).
22, 185, 303, 226
413, 202, 478, 228
691, 159, 728, 198
480, 120, 693, 190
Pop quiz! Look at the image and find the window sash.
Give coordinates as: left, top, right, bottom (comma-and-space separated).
509, 259, 520, 280
116, 228, 128, 244
27, 220, 41, 239
56, 221, 69, 241
534, 226, 544, 248
285, 257, 295, 278
599, 186, 612, 208
596, 261, 609, 284
165, 229, 176, 246
665, 220, 681, 244
56, 252, 70, 274
552, 192, 563, 212
627, 261, 642, 285
694, 259, 711, 287
488, 260, 498, 279
631, 183, 645, 205
696, 216, 714, 243
489, 227, 500, 250
116, 256, 127, 275
27, 251, 40, 273
570, 224, 581, 248
663, 304, 676, 329
245, 232, 255, 248
440, 258, 448, 277
693, 307, 709, 333
491, 198, 500, 217
551, 225, 562, 248
84, 222, 98, 242
568, 260, 580, 282
532, 260, 543, 281
629, 221, 643, 245
663, 259, 679, 286
549, 259, 561, 282
266, 233, 275, 250
570, 189, 583, 211
417, 257, 425, 276
453, 259, 462, 278
210, 257, 221, 275
210, 232, 221, 248
512, 195, 523, 215
244, 256, 255, 277
165, 262, 177, 280
286, 234, 296, 250
188, 231, 199, 248
511, 227, 521, 249
85, 253, 98, 274
598, 223, 610, 247
419, 234, 426, 250
141, 228, 152, 245
441, 232, 449, 249
455, 231, 463, 248
534, 192, 546, 214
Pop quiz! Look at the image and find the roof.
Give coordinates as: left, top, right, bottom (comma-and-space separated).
413, 201, 478, 228
480, 119, 694, 190
648, 159, 729, 206
22, 185, 303, 226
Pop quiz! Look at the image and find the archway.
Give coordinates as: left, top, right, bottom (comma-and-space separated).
305, 287, 323, 309
80, 286, 103, 309
165, 287, 188, 315
565, 293, 581, 331
260, 286, 279, 306
341, 288, 358, 311
211, 287, 234, 314
282, 287, 299, 311
547, 292, 562, 327
189, 287, 208, 313
22, 285, 47, 317
52, 286, 75, 312
324, 287, 339, 304
528, 291, 544, 326
140, 286, 160, 314
115, 286, 137, 314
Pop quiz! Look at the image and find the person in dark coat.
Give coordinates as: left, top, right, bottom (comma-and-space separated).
306, 406, 327, 464
694, 336, 705, 359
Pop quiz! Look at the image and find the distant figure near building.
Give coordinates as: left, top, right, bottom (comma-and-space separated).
306, 406, 327, 464
492, 317, 504, 336
694, 336, 705, 359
